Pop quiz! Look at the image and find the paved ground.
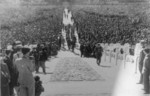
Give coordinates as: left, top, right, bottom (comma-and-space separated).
34, 49, 149, 96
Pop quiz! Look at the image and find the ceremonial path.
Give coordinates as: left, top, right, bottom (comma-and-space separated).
34, 49, 148, 96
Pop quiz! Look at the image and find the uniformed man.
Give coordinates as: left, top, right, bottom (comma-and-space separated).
138, 40, 146, 84
94, 43, 103, 66
142, 48, 150, 94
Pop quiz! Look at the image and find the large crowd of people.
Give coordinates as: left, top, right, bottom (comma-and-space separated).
1, 9, 150, 50
0, 8, 150, 96
75, 10, 149, 45
0, 8, 62, 49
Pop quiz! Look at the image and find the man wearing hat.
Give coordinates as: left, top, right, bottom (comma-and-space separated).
38, 45, 47, 74
13, 46, 23, 63
14, 47, 35, 96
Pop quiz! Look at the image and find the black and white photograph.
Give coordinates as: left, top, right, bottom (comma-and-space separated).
0, 0, 150, 96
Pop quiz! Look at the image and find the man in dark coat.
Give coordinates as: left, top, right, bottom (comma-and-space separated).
94, 43, 103, 66
58, 36, 62, 50
31, 48, 39, 73
71, 36, 76, 52
142, 48, 150, 94
66, 38, 71, 50
48, 43, 52, 57
38, 46, 48, 74
84, 43, 89, 57
1, 58, 10, 96
80, 43, 85, 57
3, 50, 19, 96
138, 47, 146, 84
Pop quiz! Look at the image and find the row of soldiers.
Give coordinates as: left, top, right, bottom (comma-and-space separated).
136, 40, 150, 94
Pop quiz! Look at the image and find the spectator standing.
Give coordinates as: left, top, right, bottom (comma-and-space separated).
138, 41, 146, 84
14, 47, 35, 96
48, 43, 52, 57
3, 50, 19, 96
94, 43, 103, 66
31, 48, 39, 73
1, 58, 10, 96
71, 36, 76, 52
134, 40, 146, 64
80, 43, 85, 57
143, 48, 150, 94
38, 45, 47, 74
13, 46, 23, 63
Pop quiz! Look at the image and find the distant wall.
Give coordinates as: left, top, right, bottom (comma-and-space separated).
4, 0, 147, 5
44, 0, 148, 5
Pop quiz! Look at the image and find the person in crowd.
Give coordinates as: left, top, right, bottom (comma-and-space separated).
84, 43, 91, 57
3, 50, 19, 96
61, 35, 65, 49
34, 76, 44, 96
10, 43, 17, 63
48, 42, 52, 57
71, 35, 76, 52
138, 41, 146, 84
38, 45, 48, 74
37, 44, 42, 53
92, 42, 96, 57
13, 46, 23, 63
45, 43, 50, 57
80, 43, 85, 57
66, 37, 71, 50
14, 47, 35, 96
142, 48, 150, 94
94, 43, 103, 66
31, 47, 39, 73
1, 57, 10, 96
135, 40, 146, 57
58, 36, 62, 50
